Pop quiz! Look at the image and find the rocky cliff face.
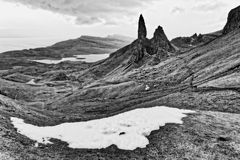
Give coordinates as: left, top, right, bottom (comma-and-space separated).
223, 5, 240, 34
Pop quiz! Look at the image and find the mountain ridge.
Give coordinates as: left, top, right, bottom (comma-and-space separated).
0, 34, 133, 58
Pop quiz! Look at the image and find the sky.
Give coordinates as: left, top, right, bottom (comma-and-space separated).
0, 0, 239, 41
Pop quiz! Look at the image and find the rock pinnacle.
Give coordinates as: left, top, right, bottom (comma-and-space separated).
138, 14, 147, 39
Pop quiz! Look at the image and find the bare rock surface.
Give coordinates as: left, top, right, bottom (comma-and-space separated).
138, 14, 147, 40
151, 26, 175, 53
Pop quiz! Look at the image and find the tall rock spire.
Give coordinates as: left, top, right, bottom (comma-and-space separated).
138, 14, 147, 39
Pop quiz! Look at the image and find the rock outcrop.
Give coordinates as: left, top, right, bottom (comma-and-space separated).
131, 41, 146, 63
138, 14, 147, 39
132, 15, 175, 63
132, 15, 148, 63
223, 5, 240, 34
151, 26, 175, 54
88, 15, 177, 76
171, 31, 222, 51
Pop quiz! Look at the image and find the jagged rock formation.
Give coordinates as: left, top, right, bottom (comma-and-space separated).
151, 26, 175, 54
132, 15, 175, 63
132, 15, 148, 63
138, 14, 147, 39
171, 31, 222, 51
49, 15, 176, 79
223, 5, 240, 34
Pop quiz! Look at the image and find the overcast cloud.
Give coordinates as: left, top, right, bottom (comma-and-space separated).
171, 7, 185, 14
192, 0, 226, 12
1, 0, 239, 42
5, 0, 158, 25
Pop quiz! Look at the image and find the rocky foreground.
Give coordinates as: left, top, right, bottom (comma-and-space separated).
1, 5, 240, 160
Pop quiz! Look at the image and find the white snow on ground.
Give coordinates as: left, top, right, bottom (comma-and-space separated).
145, 85, 150, 91
26, 79, 36, 85
33, 54, 109, 64
11, 106, 194, 150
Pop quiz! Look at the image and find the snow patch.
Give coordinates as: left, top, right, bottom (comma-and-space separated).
145, 85, 150, 91
26, 79, 36, 85
11, 106, 194, 150
34, 143, 39, 148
